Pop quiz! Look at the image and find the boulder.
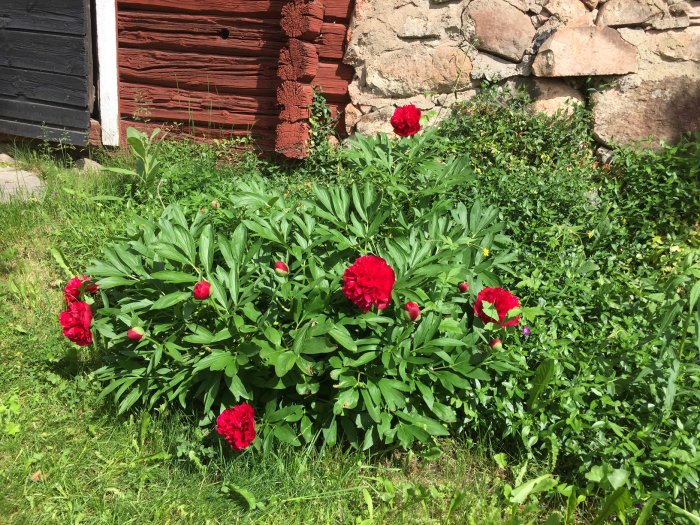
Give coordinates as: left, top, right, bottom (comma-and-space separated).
545, 0, 589, 22
532, 26, 638, 76
592, 76, 700, 147
466, 0, 537, 61
364, 46, 472, 97
617, 27, 700, 81
597, 0, 690, 30
75, 158, 103, 172
528, 78, 585, 115
0, 153, 15, 165
471, 52, 530, 80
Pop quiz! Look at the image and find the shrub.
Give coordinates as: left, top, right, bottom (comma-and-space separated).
87, 160, 525, 450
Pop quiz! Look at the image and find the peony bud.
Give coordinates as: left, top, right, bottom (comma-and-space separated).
489, 339, 503, 351
127, 327, 145, 341
193, 280, 211, 300
522, 326, 531, 337
211, 200, 220, 209
404, 301, 421, 322
458, 281, 469, 293
274, 261, 289, 276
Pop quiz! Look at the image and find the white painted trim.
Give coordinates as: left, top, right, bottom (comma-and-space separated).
95, 0, 120, 146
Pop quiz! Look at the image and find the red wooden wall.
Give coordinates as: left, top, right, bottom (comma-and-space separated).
115, 0, 354, 157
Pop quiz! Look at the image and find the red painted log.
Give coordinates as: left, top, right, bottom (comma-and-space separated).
120, 83, 279, 128
277, 81, 314, 122
276, 121, 310, 159
324, 0, 354, 21
315, 22, 346, 60
313, 61, 353, 101
118, 12, 285, 58
280, 0, 325, 39
117, 0, 286, 16
119, 120, 276, 151
119, 49, 278, 94
278, 39, 319, 82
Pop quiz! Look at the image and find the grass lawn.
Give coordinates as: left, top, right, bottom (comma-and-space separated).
0, 90, 698, 524
0, 151, 548, 525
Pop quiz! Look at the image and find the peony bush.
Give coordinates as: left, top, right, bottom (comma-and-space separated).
72, 160, 526, 450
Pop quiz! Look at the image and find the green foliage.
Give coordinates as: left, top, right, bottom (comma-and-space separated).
89, 162, 522, 450
103, 127, 163, 194
434, 87, 700, 518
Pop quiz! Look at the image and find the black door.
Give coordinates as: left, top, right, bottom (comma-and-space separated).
0, 0, 93, 146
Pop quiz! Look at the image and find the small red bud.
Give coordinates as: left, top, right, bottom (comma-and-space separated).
193, 280, 211, 300
458, 282, 469, 293
211, 200, 220, 209
127, 327, 145, 341
274, 261, 289, 276
489, 339, 503, 351
404, 301, 421, 322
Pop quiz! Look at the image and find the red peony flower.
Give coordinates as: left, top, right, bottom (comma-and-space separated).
274, 261, 289, 276
458, 282, 469, 293
64, 275, 98, 303
390, 105, 421, 137
127, 327, 145, 341
58, 301, 93, 346
193, 280, 211, 300
216, 403, 256, 451
474, 287, 521, 328
342, 255, 396, 313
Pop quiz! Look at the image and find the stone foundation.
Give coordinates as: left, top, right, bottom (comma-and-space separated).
343, 0, 700, 148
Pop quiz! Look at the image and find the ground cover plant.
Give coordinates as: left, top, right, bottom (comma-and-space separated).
2, 85, 699, 523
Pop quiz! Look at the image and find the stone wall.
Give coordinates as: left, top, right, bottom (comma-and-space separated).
343, 0, 700, 148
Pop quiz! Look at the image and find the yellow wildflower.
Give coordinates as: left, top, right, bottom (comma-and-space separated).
482, 247, 490, 257
587, 231, 593, 239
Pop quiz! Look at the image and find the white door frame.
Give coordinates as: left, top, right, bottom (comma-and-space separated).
94, 0, 120, 146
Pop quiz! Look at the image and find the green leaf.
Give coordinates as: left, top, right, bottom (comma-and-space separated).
591, 488, 632, 525
509, 474, 558, 504
151, 291, 191, 310
329, 325, 357, 352
194, 351, 236, 373
221, 483, 257, 510
97, 276, 136, 289
668, 503, 700, 524
528, 359, 555, 410
300, 337, 336, 355
273, 424, 301, 446
275, 351, 297, 377
690, 281, 700, 311
150, 271, 198, 283
634, 498, 656, 525
199, 224, 214, 273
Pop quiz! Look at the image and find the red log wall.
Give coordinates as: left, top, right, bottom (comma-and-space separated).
116, 0, 354, 157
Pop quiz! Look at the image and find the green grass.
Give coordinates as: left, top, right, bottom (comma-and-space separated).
0, 153, 548, 525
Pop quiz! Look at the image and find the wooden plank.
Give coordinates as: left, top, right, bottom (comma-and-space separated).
0, 97, 89, 129
117, 0, 286, 16
0, 118, 87, 146
313, 61, 353, 101
118, 10, 282, 33
120, 120, 276, 150
118, 49, 278, 94
0, 67, 87, 107
315, 23, 347, 60
119, 83, 279, 129
0, 0, 85, 35
0, 30, 87, 76
96, 0, 120, 146
324, 0, 354, 21
119, 28, 282, 60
